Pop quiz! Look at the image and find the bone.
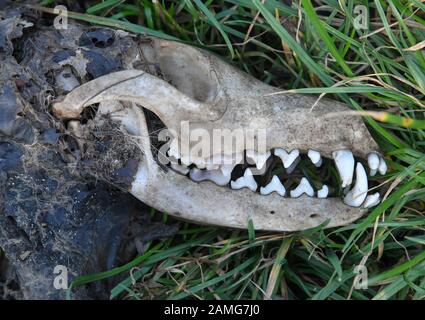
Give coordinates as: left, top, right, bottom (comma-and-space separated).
290, 177, 314, 198
260, 175, 286, 196
190, 167, 231, 186
317, 185, 329, 198
367, 152, 379, 176
55, 66, 80, 93
230, 168, 257, 192
274, 148, 300, 169
246, 149, 271, 170
363, 192, 380, 208
332, 150, 355, 188
307, 149, 322, 167
378, 157, 387, 175
343, 163, 368, 207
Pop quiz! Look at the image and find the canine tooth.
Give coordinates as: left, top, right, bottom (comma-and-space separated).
332, 150, 355, 188
308, 150, 322, 167
378, 157, 387, 175
230, 168, 257, 192
246, 149, 271, 170
363, 193, 380, 208
317, 185, 329, 198
274, 148, 300, 169
190, 168, 231, 186
171, 163, 189, 175
343, 163, 368, 207
260, 175, 286, 196
290, 177, 314, 198
367, 152, 379, 176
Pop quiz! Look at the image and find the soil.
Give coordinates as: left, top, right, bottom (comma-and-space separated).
0, 1, 177, 299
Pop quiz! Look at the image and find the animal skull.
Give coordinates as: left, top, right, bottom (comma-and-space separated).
53, 37, 385, 232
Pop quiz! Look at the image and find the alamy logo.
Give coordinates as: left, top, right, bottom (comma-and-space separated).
53, 265, 69, 290
353, 5, 368, 30
353, 265, 368, 290
53, 5, 68, 30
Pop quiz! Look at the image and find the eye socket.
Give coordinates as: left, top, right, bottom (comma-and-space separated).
310, 213, 320, 219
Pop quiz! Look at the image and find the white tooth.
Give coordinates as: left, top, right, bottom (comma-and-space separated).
378, 157, 387, 175
190, 168, 231, 186
167, 139, 181, 160
290, 177, 314, 198
230, 168, 257, 192
171, 163, 189, 175
285, 157, 300, 174
332, 149, 355, 188
246, 149, 271, 170
363, 192, 380, 208
260, 175, 286, 196
317, 185, 329, 198
367, 152, 379, 176
308, 150, 322, 167
343, 163, 368, 207
275, 148, 300, 168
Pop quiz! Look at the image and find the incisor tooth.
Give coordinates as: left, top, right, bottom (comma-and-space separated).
363, 193, 380, 208
290, 177, 314, 198
260, 175, 286, 196
367, 152, 379, 176
378, 157, 387, 175
317, 185, 329, 198
307, 150, 322, 167
332, 149, 355, 188
274, 148, 300, 169
246, 149, 271, 170
230, 168, 257, 192
190, 168, 231, 186
343, 163, 368, 207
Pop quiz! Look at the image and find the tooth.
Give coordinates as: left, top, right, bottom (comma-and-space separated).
246, 149, 271, 170
190, 168, 231, 186
230, 168, 257, 192
307, 150, 322, 167
363, 192, 380, 208
367, 152, 379, 176
332, 150, 355, 188
260, 175, 286, 196
290, 177, 314, 198
343, 163, 368, 207
285, 157, 300, 174
378, 157, 387, 175
171, 163, 189, 175
317, 185, 329, 198
274, 148, 300, 168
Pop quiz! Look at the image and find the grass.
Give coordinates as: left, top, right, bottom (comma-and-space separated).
40, 0, 424, 300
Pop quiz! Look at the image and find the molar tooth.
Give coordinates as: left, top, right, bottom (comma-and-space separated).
190, 168, 231, 186
307, 150, 322, 167
332, 149, 355, 188
367, 152, 379, 176
274, 148, 300, 169
317, 185, 329, 198
171, 163, 189, 175
246, 149, 271, 170
230, 168, 257, 192
260, 175, 286, 196
290, 177, 314, 198
378, 157, 387, 175
343, 163, 368, 207
363, 193, 380, 208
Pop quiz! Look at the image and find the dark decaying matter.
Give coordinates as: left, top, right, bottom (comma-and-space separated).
0, 2, 178, 299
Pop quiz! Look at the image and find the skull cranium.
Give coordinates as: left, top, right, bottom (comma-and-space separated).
53, 37, 385, 232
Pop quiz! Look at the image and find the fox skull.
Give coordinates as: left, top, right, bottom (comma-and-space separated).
53, 37, 385, 231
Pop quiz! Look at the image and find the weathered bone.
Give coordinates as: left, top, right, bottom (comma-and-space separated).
52, 37, 382, 231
